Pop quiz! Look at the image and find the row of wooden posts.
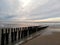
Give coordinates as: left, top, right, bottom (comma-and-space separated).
0, 26, 48, 45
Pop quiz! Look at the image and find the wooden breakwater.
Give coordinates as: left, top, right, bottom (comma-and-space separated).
0, 25, 48, 45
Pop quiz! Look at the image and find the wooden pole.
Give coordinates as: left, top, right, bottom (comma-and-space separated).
1, 29, 4, 45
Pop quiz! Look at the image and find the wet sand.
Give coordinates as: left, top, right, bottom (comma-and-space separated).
21, 32, 60, 45
21, 26, 60, 45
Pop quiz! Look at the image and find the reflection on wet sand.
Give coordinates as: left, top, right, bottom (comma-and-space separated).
22, 26, 60, 45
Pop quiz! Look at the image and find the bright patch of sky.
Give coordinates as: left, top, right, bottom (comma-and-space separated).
0, 0, 60, 22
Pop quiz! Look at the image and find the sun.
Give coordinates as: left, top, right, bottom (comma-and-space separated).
18, 0, 31, 7
21, 0, 28, 3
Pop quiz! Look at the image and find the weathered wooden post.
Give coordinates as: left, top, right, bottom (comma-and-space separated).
37, 26, 40, 31
0, 28, 1, 45
20, 28, 21, 41
1, 29, 4, 45
11, 28, 14, 42
32, 26, 34, 33
14, 28, 17, 41
5, 28, 9, 44
23, 27, 28, 39
13, 28, 15, 41
9, 28, 11, 44
28, 27, 31, 35
18, 28, 21, 40
33, 26, 37, 33
14, 28, 15, 41
27, 27, 30, 37
21, 27, 23, 39
17, 28, 19, 41
35, 26, 38, 33
21, 27, 24, 40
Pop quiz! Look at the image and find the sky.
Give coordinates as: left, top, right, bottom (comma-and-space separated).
0, 0, 60, 22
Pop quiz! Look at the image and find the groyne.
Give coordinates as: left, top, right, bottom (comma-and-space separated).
0, 25, 48, 45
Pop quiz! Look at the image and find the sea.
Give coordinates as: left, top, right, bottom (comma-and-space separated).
0, 22, 60, 45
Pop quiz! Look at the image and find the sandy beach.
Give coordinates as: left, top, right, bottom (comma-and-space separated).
21, 26, 60, 45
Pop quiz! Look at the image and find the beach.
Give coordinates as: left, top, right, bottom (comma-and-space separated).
0, 23, 60, 45
21, 25, 60, 45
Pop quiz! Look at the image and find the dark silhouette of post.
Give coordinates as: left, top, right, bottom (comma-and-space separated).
28, 27, 34, 36
1, 29, 4, 45
14, 28, 16, 41
11, 28, 14, 42
23, 27, 27, 38
14, 28, 17, 41
5, 28, 8, 44
18, 28, 21, 40
0, 25, 48, 45
21, 27, 24, 39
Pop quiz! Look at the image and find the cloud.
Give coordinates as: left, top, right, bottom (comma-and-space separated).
27, 0, 60, 20
0, 0, 60, 22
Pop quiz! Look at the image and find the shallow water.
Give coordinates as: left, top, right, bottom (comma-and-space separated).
40, 25, 60, 36
0, 23, 60, 45
22, 24, 60, 45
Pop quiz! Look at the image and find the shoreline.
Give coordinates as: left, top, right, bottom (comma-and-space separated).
21, 26, 60, 45
22, 32, 60, 45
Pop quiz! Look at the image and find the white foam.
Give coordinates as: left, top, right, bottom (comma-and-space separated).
41, 27, 60, 36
